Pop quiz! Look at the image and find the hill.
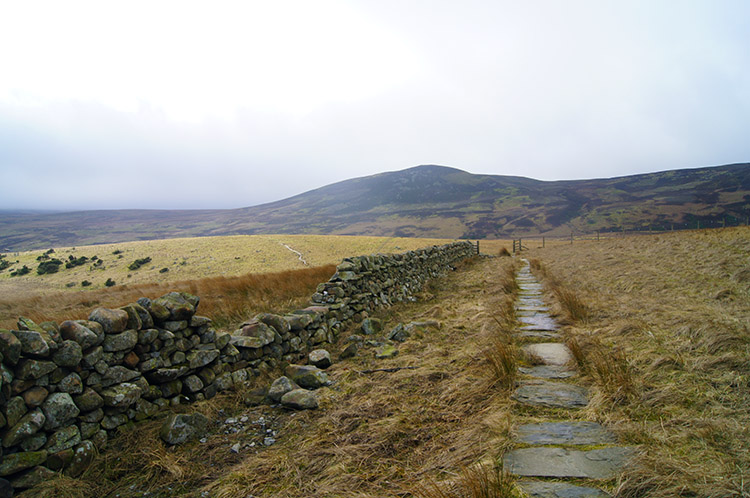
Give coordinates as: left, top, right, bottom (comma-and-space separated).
1, 163, 749, 250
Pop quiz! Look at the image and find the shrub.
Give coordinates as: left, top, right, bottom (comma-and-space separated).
0, 260, 10, 272
112, 249, 122, 255
81, 280, 92, 287
10, 265, 30, 277
128, 257, 152, 271
65, 255, 89, 269
105, 278, 116, 287
37, 259, 64, 275
159, 267, 169, 273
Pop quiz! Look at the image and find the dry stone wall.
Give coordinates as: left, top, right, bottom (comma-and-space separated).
0, 241, 475, 493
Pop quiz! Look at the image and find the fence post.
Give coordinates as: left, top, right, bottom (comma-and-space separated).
542, 236, 545, 248
596, 230, 600, 241
570, 232, 573, 244
476, 241, 480, 255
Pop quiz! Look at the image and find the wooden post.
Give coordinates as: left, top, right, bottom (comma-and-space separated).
570, 232, 573, 244
542, 236, 545, 248
476, 241, 480, 255
596, 230, 600, 241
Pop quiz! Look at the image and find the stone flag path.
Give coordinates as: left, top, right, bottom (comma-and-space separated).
504, 261, 634, 498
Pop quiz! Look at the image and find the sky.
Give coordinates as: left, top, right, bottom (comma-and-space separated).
1, 0, 749, 211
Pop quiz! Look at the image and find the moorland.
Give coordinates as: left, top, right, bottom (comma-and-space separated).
2, 162, 749, 251
17, 226, 748, 498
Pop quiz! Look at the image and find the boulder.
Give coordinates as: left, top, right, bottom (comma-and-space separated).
102, 329, 138, 352
101, 383, 142, 409
58, 372, 84, 394
5, 396, 27, 427
60, 321, 101, 350
360, 318, 382, 335
0, 450, 48, 477
9, 465, 56, 489
308, 349, 332, 369
339, 343, 358, 360
22, 386, 49, 407
187, 349, 219, 369
267, 376, 299, 403
16, 359, 56, 380
42, 392, 80, 430
280, 389, 319, 410
152, 292, 197, 321
159, 413, 209, 445
66, 440, 97, 477
255, 313, 291, 334
88, 308, 129, 334
285, 365, 329, 389
388, 324, 409, 342
13, 329, 50, 357
0, 330, 22, 365
2, 408, 45, 448
52, 340, 83, 367
44, 425, 81, 453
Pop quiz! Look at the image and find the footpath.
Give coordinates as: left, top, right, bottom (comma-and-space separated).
504, 260, 634, 498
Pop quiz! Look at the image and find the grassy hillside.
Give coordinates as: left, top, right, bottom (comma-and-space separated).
0, 234, 468, 329
2, 163, 749, 251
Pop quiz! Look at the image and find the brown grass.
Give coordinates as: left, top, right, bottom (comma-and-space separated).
0, 265, 336, 330
525, 226, 750, 497
24, 255, 520, 497
415, 464, 516, 498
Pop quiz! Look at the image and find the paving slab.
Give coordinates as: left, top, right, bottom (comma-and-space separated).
518, 365, 576, 379
512, 380, 589, 408
519, 315, 560, 331
503, 446, 635, 479
523, 343, 572, 366
516, 307, 551, 315
516, 481, 610, 498
517, 298, 547, 308
515, 422, 617, 446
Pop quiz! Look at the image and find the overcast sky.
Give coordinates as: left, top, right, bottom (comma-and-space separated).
1, 1, 749, 210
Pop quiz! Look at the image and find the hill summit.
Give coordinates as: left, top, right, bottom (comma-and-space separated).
1, 163, 749, 250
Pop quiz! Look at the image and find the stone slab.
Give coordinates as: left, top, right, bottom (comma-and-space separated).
516, 305, 551, 312
512, 380, 588, 408
503, 446, 635, 479
517, 481, 610, 498
519, 315, 559, 331
515, 422, 617, 446
518, 365, 576, 379
517, 298, 547, 308
518, 331, 563, 341
524, 343, 571, 366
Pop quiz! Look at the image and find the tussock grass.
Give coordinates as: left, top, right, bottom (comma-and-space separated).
416, 464, 516, 498
526, 227, 750, 497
